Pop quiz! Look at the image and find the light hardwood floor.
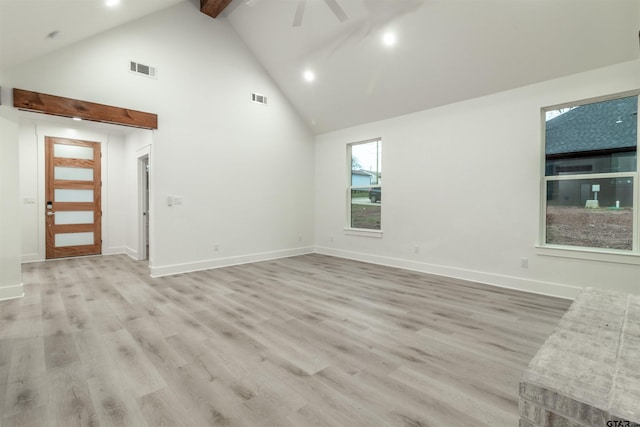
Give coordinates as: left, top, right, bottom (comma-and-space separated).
0, 254, 571, 427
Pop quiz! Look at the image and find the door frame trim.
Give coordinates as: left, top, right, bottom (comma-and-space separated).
137, 145, 152, 263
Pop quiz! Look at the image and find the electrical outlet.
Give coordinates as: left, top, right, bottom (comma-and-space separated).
329, 236, 334, 243
520, 257, 529, 268
298, 235, 302, 243
414, 245, 420, 254
213, 243, 219, 252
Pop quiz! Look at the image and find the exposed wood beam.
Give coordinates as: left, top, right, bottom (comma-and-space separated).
13, 88, 158, 129
200, 0, 233, 19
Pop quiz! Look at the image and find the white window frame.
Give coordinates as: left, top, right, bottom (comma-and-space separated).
539, 90, 640, 259
346, 138, 382, 236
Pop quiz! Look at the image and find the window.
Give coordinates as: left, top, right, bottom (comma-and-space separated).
542, 93, 638, 252
348, 139, 382, 230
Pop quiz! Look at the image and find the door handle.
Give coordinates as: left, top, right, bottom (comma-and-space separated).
47, 211, 55, 216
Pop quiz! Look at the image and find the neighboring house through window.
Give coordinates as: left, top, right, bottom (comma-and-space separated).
542, 92, 638, 251
348, 139, 382, 230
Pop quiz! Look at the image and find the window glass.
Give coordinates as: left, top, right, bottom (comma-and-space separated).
349, 139, 382, 230
546, 177, 633, 250
546, 96, 637, 176
543, 94, 638, 251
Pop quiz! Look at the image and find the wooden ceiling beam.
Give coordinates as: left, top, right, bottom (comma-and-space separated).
200, 0, 233, 19
13, 88, 158, 129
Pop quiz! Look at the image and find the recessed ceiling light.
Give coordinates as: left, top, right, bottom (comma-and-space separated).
382, 32, 397, 47
303, 70, 315, 82
105, 0, 120, 7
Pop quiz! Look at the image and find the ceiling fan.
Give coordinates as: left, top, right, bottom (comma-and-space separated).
245, 0, 349, 27
292, 0, 349, 27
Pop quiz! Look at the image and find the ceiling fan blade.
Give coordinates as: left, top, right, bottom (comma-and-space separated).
293, 0, 306, 27
325, 0, 348, 22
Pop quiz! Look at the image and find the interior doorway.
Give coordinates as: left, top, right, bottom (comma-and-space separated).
139, 155, 150, 261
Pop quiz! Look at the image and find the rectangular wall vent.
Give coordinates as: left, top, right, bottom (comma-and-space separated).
251, 92, 267, 104
130, 61, 157, 79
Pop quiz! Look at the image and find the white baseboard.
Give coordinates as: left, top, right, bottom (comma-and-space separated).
0, 283, 24, 301
314, 246, 581, 300
125, 247, 139, 260
22, 253, 43, 263
103, 247, 126, 256
150, 246, 315, 277
16, 243, 580, 300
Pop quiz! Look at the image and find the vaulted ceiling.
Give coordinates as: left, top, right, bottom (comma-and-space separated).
1, 0, 639, 134
222, 0, 640, 133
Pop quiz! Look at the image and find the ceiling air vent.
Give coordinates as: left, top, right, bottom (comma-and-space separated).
251, 92, 267, 105
130, 61, 157, 79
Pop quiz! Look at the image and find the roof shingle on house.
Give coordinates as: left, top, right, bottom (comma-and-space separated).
545, 95, 637, 156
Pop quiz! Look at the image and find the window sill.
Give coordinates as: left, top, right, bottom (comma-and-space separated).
535, 245, 640, 265
343, 228, 383, 238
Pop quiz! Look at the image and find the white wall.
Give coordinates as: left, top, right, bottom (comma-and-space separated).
18, 118, 128, 261
315, 59, 640, 299
6, 0, 633, 298
0, 99, 23, 300
104, 133, 127, 255
1, 1, 315, 275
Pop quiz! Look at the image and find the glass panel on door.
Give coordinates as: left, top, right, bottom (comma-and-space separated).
54, 211, 94, 225
55, 232, 94, 247
53, 144, 94, 160
54, 189, 94, 203
54, 167, 93, 181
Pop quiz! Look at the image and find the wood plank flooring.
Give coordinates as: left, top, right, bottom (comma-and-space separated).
0, 254, 571, 426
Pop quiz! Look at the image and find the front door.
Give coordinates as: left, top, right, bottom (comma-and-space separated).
45, 137, 102, 259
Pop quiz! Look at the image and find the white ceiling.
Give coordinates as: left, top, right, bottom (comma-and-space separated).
0, 0, 184, 72
225, 0, 640, 133
1, 0, 638, 134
